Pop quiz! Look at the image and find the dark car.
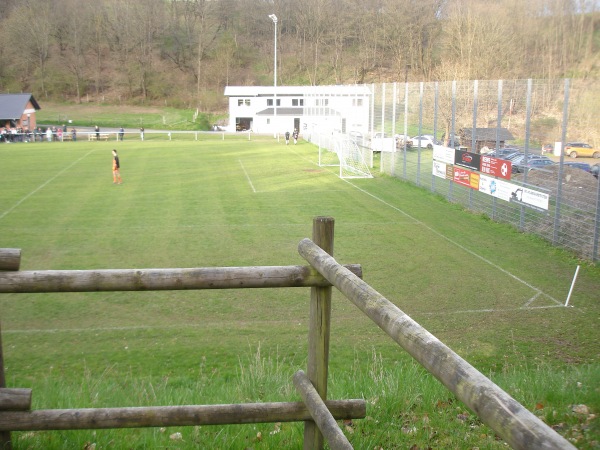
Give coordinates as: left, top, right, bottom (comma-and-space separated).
487, 148, 521, 160
511, 155, 554, 173
526, 157, 555, 172
505, 151, 525, 161
563, 162, 592, 173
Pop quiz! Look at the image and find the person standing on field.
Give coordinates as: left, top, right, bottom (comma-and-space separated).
140, 127, 145, 141
285, 131, 290, 145
112, 149, 122, 184
293, 129, 299, 144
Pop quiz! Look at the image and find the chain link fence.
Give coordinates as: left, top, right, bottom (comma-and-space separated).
369, 79, 599, 261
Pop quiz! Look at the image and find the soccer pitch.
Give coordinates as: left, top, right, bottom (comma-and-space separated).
0, 137, 598, 447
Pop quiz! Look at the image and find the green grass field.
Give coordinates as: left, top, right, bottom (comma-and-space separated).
0, 137, 598, 449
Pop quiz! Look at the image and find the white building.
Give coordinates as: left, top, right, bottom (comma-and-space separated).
223, 85, 372, 137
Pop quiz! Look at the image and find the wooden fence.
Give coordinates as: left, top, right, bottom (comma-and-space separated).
0, 217, 575, 449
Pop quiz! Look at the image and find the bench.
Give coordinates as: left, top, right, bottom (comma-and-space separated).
88, 133, 110, 141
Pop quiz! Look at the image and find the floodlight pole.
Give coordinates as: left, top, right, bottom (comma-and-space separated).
269, 14, 278, 138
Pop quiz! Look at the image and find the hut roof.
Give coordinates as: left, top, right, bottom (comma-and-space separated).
0, 94, 41, 120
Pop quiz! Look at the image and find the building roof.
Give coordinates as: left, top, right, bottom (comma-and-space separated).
224, 84, 372, 97
0, 94, 41, 120
460, 127, 515, 141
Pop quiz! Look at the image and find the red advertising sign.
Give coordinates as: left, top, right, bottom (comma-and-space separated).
452, 167, 480, 189
453, 167, 472, 188
480, 155, 512, 180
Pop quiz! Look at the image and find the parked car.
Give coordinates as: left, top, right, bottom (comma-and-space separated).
511, 155, 554, 173
564, 142, 599, 159
526, 157, 556, 172
487, 148, 521, 160
411, 135, 441, 149
439, 134, 462, 149
563, 162, 592, 173
541, 143, 553, 154
505, 151, 525, 161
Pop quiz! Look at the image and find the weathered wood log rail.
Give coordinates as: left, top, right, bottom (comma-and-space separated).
0, 217, 575, 449
0, 217, 363, 450
297, 236, 575, 450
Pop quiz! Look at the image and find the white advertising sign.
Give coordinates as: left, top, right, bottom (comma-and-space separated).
432, 160, 447, 179
479, 175, 549, 211
432, 144, 455, 165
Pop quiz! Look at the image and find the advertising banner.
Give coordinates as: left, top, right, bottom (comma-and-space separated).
479, 175, 515, 202
454, 149, 481, 171
453, 167, 474, 188
479, 175, 549, 211
432, 160, 448, 179
480, 155, 512, 180
432, 144, 455, 165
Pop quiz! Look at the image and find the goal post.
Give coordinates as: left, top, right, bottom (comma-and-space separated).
313, 131, 372, 179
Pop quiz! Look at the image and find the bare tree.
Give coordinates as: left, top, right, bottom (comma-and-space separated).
3, 0, 52, 96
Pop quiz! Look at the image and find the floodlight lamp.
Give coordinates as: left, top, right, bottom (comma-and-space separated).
269, 14, 278, 24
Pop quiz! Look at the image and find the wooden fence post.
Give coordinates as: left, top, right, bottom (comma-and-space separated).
0, 249, 20, 450
304, 217, 334, 450
0, 323, 11, 450
0, 249, 20, 272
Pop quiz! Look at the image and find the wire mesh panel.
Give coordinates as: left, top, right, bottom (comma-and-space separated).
374, 78, 599, 261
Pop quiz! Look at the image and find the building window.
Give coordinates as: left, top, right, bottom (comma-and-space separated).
238, 99, 251, 106
267, 99, 281, 106
292, 99, 304, 107
353, 98, 363, 107
245, 99, 250, 106
315, 99, 329, 107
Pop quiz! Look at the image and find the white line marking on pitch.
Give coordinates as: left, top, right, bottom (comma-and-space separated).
342, 179, 563, 308
286, 147, 564, 309
421, 304, 566, 315
0, 149, 98, 220
238, 159, 257, 193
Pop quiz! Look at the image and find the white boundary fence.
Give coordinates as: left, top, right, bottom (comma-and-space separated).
1, 130, 259, 143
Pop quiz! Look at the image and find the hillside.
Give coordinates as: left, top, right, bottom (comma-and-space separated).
0, 0, 598, 111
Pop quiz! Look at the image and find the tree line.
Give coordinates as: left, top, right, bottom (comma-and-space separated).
0, 0, 596, 111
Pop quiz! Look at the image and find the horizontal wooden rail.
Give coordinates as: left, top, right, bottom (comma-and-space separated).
293, 371, 352, 450
0, 389, 31, 411
0, 264, 362, 293
0, 250, 20, 272
297, 238, 575, 450
0, 400, 366, 431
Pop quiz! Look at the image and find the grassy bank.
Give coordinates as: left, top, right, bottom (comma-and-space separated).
35, 102, 221, 131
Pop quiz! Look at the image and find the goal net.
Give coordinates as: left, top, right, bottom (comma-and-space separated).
312, 131, 372, 179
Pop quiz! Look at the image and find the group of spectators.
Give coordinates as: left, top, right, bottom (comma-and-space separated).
1, 125, 145, 142
0, 124, 77, 143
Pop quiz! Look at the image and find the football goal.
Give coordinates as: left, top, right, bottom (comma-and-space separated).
313, 131, 372, 179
